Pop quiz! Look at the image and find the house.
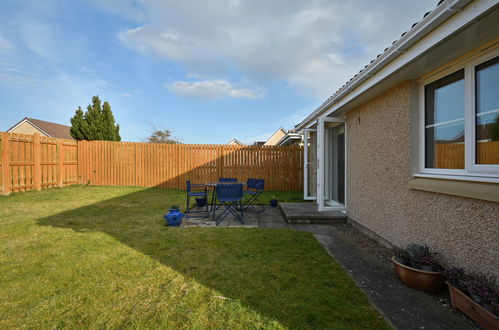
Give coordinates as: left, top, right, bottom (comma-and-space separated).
7, 117, 74, 140
227, 138, 244, 146
277, 129, 302, 146
263, 128, 287, 146
296, 0, 498, 278
247, 127, 290, 146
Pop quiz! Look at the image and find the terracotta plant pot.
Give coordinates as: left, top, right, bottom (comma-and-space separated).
447, 282, 499, 330
391, 256, 445, 293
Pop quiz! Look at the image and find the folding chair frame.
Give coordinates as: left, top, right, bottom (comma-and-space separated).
243, 179, 265, 213
185, 181, 209, 218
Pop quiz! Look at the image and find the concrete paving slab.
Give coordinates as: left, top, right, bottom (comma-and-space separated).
279, 202, 347, 224
312, 229, 473, 330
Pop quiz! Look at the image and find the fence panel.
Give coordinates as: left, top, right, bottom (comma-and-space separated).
0, 132, 78, 195
78, 141, 303, 191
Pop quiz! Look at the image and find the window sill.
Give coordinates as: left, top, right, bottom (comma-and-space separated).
408, 177, 499, 203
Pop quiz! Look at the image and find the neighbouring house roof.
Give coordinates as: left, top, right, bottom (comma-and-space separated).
7, 117, 74, 140
296, 0, 498, 130
227, 138, 244, 145
277, 129, 302, 146
263, 128, 287, 146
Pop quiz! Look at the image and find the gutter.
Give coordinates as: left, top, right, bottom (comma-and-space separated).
295, 0, 473, 131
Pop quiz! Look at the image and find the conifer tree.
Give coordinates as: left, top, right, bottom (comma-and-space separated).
70, 96, 121, 141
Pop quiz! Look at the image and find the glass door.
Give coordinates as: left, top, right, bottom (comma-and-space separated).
324, 124, 345, 206
303, 128, 317, 200
317, 117, 345, 211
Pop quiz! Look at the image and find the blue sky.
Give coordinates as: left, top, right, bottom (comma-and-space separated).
0, 0, 436, 144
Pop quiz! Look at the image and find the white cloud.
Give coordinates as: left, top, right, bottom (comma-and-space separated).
167, 80, 263, 100
114, 0, 436, 98
121, 92, 132, 97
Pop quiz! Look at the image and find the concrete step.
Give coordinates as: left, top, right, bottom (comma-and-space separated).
279, 202, 347, 225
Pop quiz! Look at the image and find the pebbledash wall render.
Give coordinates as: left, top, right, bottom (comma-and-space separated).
345, 80, 498, 279
296, 0, 499, 279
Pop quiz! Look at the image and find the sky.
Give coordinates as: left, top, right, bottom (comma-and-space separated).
0, 0, 436, 144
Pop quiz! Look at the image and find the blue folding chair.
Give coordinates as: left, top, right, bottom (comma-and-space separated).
214, 183, 244, 226
210, 178, 237, 214
243, 178, 265, 213
185, 180, 209, 218
219, 177, 237, 182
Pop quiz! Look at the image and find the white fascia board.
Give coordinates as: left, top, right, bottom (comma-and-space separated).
296, 0, 495, 130
8, 118, 51, 137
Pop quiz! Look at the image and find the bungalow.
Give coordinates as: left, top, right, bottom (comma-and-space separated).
7, 117, 74, 140
277, 129, 303, 146
296, 0, 499, 278
227, 138, 244, 146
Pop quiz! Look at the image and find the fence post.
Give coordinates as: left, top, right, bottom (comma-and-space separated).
217, 146, 224, 179
1, 132, 11, 195
57, 140, 64, 187
33, 133, 41, 191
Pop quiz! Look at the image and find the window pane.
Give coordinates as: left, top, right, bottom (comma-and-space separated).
475, 56, 499, 165
425, 70, 465, 169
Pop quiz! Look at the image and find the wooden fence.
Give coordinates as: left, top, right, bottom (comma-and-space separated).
78, 141, 303, 191
0, 132, 78, 194
435, 142, 499, 168
0, 132, 303, 194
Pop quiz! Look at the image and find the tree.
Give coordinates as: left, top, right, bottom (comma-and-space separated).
145, 125, 182, 144
70, 96, 121, 141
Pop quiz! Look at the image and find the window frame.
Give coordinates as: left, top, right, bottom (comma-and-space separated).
419, 47, 499, 180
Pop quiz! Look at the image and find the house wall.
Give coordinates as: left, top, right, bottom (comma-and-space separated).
9, 122, 46, 136
345, 80, 499, 278
264, 130, 286, 146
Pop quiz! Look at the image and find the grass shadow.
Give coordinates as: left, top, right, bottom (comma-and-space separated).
32, 186, 387, 329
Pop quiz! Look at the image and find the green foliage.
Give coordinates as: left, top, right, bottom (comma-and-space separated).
70, 96, 121, 141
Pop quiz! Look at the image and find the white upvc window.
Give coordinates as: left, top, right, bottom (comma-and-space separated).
419, 47, 499, 182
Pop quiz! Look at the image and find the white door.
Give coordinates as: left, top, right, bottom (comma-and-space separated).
303, 128, 317, 200
317, 116, 346, 211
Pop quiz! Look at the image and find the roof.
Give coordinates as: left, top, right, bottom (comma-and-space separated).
277, 130, 302, 146
8, 117, 74, 140
296, 0, 487, 130
263, 127, 287, 146
227, 138, 244, 145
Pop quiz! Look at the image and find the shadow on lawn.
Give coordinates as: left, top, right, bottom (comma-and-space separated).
36, 187, 342, 329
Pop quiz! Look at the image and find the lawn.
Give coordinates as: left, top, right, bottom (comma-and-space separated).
0, 186, 389, 329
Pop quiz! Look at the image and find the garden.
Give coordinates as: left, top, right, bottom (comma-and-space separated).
0, 186, 389, 329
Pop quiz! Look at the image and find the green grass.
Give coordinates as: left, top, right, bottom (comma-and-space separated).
0, 186, 389, 329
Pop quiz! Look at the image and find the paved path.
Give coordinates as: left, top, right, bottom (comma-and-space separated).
185, 206, 473, 329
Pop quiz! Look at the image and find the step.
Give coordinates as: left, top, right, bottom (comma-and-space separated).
279, 202, 347, 225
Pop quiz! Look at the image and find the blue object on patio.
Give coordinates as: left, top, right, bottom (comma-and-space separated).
196, 197, 207, 207
219, 177, 237, 182
243, 178, 265, 213
214, 183, 244, 226
186, 180, 209, 218
164, 208, 185, 226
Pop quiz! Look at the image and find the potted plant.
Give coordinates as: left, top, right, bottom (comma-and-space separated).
445, 268, 498, 329
392, 243, 445, 292
270, 195, 278, 207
